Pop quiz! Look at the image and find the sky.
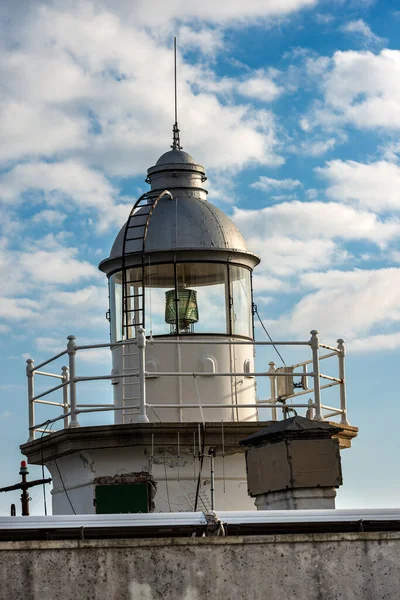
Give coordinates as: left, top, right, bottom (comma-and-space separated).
1, 0, 400, 514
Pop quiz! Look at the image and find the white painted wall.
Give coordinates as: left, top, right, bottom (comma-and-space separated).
112, 336, 258, 423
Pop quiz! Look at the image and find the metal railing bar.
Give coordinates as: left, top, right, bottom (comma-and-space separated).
290, 351, 341, 369
320, 404, 344, 412
35, 400, 65, 407
75, 343, 111, 350
319, 343, 339, 353
149, 371, 315, 378
320, 374, 342, 383
32, 350, 68, 372
32, 381, 69, 401
36, 428, 58, 434
323, 411, 342, 418
148, 339, 310, 346
76, 403, 116, 408
319, 351, 338, 361
75, 374, 138, 382
145, 403, 313, 409
30, 412, 71, 430
76, 405, 139, 414
35, 371, 64, 379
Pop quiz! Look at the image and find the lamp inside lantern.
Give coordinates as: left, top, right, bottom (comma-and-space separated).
165, 288, 199, 333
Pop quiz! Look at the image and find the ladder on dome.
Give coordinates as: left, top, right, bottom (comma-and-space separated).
120, 189, 173, 422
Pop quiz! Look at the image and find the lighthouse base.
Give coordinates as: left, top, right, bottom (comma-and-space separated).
20, 422, 271, 515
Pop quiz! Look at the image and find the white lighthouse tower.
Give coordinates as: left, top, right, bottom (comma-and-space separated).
99, 144, 260, 426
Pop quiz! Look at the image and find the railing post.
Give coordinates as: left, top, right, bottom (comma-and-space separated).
268, 361, 278, 421
61, 365, 70, 429
310, 330, 324, 421
136, 327, 149, 423
26, 359, 35, 442
67, 336, 80, 428
337, 338, 349, 425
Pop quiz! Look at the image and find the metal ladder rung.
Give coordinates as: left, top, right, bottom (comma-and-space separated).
125, 236, 145, 241
125, 279, 143, 284
126, 223, 147, 229
125, 293, 144, 299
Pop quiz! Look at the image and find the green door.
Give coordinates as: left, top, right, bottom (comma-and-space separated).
95, 483, 149, 514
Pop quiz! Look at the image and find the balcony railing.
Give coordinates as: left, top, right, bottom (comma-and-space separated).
25, 329, 348, 441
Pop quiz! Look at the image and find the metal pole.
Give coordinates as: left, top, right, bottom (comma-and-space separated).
20, 462, 29, 516
61, 365, 69, 429
26, 359, 35, 442
67, 336, 80, 428
209, 448, 216, 511
310, 330, 323, 421
268, 361, 277, 421
337, 338, 349, 425
136, 327, 149, 423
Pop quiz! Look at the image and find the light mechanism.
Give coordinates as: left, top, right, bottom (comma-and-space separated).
165, 289, 199, 333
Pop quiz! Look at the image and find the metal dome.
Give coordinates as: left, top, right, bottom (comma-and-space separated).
99, 145, 260, 273
108, 195, 250, 258
156, 149, 196, 165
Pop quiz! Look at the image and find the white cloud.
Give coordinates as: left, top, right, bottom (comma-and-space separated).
251, 236, 343, 276
317, 160, 400, 213
237, 72, 283, 103
100, 0, 318, 25
32, 210, 67, 227
0, 4, 284, 176
307, 49, 400, 130
284, 268, 400, 338
179, 26, 224, 56
0, 160, 132, 232
340, 19, 386, 47
350, 332, 400, 353
19, 247, 98, 285
0, 298, 39, 321
233, 200, 400, 245
250, 177, 302, 191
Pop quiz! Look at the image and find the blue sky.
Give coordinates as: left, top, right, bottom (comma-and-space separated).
1, 0, 400, 514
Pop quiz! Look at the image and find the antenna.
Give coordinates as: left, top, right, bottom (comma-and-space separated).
171, 37, 182, 150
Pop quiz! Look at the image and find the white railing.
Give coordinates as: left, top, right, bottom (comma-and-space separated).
25, 329, 348, 441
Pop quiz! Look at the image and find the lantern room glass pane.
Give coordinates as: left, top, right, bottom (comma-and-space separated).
230, 266, 252, 338
110, 269, 143, 341
145, 263, 175, 336
110, 273, 123, 343
176, 263, 228, 334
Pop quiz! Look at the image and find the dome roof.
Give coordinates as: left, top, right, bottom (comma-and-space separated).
156, 149, 196, 166
108, 195, 251, 259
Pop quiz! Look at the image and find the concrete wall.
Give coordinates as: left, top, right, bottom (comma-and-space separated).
1, 532, 399, 600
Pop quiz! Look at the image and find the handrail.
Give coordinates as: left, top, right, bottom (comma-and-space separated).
25, 329, 348, 441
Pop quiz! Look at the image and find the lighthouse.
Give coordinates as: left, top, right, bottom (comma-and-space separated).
19, 120, 357, 515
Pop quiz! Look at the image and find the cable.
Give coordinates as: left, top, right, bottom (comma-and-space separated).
47, 418, 76, 515
40, 420, 51, 516
149, 408, 171, 512
194, 423, 206, 512
253, 305, 286, 367
51, 453, 76, 515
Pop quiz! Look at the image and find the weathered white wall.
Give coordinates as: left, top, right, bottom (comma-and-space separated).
48, 446, 254, 514
1, 532, 399, 600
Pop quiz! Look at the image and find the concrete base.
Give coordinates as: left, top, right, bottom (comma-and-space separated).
254, 487, 337, 510
1, 532, 399, 600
